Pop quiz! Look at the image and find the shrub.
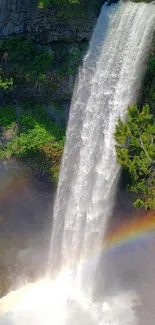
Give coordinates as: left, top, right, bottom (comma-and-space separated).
38, 0, 80, 9
0, 37, 54, 88
0, 104, 65, 183
38, 0, 84, 21
115, 104, 155, 210
0, 106, 16, 129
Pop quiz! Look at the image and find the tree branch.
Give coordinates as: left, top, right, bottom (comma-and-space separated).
139, 136, 155, 163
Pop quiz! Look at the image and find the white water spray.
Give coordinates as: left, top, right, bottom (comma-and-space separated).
1, 2, 155, 325
48, 0, 155, 296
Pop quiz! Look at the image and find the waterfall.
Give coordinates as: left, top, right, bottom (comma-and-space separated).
1, 2, 155, 325
49, 1, 155, 297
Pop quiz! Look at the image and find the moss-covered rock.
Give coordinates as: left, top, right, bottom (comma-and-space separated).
0, 37, 88, 104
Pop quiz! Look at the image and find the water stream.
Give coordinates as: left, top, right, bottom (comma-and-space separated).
48, 0, 155, 297
0, 2, 155, 324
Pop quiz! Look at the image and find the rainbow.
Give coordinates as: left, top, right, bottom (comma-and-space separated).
57, 211, 155, 272
104, 212, 155, 252
0, 210, 154, 318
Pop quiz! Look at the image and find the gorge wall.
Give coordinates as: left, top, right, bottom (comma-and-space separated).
0, 0, 105, 183
0, 0, 96, 43
0, 0, 103, 104
0, 0, 154, 105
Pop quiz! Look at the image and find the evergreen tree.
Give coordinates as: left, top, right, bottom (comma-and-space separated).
115, 104, 155, 210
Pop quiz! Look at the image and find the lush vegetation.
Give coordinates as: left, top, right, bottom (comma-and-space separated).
0, 37, 85, 98
0, 104, 65, 183
115, 53, 155, 211
39, 0, 80, 8
0, 36, 86, 185
0, 69, 13, 90
38, 0, 83, 20
115, 104, 155, 210
0, 37, 54, 91
37, 0, 99, 21
54, 44, 84, 77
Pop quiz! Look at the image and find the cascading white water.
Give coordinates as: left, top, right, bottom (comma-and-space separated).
1, 2, 155, 325
48, 0, 155, 297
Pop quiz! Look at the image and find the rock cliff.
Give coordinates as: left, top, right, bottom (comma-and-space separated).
0, 0, 102, 104
0, 0, 97, 43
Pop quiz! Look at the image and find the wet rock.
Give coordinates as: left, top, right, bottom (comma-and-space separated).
0, 0, 96, 43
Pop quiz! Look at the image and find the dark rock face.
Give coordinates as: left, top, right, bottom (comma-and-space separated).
0, 0, 100, 103
0, 0, 96, 43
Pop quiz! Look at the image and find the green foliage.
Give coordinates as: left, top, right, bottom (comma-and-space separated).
38, 0, 80, 9
0, 37, 54, 88
115, 104, 155, 210
38, 0, 84, 20
2, 38, 36, 61
0, 105, 16, 129
0, 104, 65, 183
56, 45, 82, 77
0, 74, 13, 90
38, 0, 50, 8
0, 37, 85, 95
